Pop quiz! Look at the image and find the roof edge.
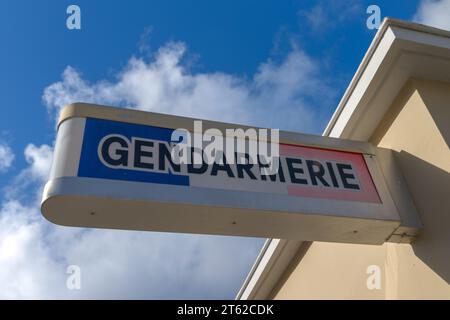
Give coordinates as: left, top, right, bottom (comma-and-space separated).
237, 17, 450, 300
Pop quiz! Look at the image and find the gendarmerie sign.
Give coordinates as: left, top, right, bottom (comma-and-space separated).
41, 103, 400, 244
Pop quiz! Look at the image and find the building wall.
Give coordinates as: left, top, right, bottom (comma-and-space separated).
273, 79, 450, 299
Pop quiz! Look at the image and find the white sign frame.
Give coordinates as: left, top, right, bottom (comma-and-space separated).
42, 103, 402, 244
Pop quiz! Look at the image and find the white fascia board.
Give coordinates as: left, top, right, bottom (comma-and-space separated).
327, 28, 397, 138
323, 19, 394, 138
236, 239, 304, 300
328, 19, 450, 140
237, 18, 450, 300
326, 18, 450, 139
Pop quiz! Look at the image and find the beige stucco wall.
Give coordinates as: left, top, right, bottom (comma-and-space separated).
273, 79, 450, 299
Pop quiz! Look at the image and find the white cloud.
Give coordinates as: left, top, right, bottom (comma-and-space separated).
0, 200, 263, 298
43, 41, 332, 133
3, 144, 53, 202
2, 40, 330, 299
0, 200, 64, 299
24, 144, 53, 181
299, 0, 362, 33
0, 142, 14, 172
414, 0, 450, 30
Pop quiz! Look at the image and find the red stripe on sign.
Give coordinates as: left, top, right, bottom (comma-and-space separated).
280, 144, 381, 203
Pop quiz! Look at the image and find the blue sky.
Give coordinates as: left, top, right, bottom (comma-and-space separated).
0, 0, 447, 299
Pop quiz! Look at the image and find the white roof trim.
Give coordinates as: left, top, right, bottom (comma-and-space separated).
236, 239, 305, 300
237, 18, 450, 300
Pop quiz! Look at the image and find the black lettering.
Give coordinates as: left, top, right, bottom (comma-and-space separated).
134, 139, 154, 169
211, 155, 235, 178
236, 153, 257, 180
326, 162, 339, 188
306, 160, 330, 187
337, 163, 360, 190
259, 157, 285, 182
188, 148, 208, 174
286, 158, 308, 184
158, 143, 180, 173
101, 136, 128, 166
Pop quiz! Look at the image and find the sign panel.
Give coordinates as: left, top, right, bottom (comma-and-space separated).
79, 117, 380, 203
42, 103, 401, 244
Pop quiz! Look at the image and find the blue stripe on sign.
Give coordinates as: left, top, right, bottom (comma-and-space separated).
77, 117, 190, 186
